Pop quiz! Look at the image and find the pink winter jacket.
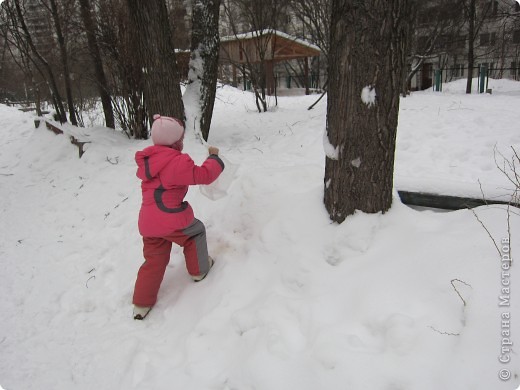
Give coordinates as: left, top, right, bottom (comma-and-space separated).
135, 145, 224, 237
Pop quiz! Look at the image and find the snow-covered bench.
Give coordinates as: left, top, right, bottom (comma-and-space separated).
38, 119, 90, 158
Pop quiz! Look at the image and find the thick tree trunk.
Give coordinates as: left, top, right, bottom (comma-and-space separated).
324, 0, 411, 223
126, 0, 185, 130
78, 0, 115, 129
188, 0, 221, 141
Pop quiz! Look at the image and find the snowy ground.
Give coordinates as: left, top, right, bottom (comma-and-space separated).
1, 80, 519, 390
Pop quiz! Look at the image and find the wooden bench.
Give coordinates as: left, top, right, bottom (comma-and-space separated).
37, 119, 90, 158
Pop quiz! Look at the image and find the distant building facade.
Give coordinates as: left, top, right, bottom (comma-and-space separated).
410, 0, 520, 91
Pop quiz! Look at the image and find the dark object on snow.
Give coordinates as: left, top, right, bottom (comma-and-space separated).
398, 190, 519, 210
43, 120, 90, 158
133, 306, 151, 320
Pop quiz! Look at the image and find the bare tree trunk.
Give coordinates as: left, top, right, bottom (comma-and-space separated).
126, 0, 185, 129
34, 82, 42, 116
95, 0, 146, 137
0, 34, 7, 86
187, 0, 221, 141
78, 0, 115, 129
13, 0, 67, 123
466, 0, 476, 94
324, 0, 412, 223
288, 0, 331, 59
222, 1, 288, 112
49, 0, 77, 125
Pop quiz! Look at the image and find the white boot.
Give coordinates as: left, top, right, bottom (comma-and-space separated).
192, 256, 215, 282
133, 305, 151, 320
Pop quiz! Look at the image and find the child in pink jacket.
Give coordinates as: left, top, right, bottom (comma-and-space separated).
132, 114, 224, 320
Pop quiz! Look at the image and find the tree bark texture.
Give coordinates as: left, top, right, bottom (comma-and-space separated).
126, 0, 184, 125
78, 0, 115, 129
324, 0, 412, 223
189, 0, 221, 141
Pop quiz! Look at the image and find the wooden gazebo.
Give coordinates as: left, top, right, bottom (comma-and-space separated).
219, 30, 321, 95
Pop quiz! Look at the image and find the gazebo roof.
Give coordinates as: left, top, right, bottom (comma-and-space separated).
220, 29, 321, 64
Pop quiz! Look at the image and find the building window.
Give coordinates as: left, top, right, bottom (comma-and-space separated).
417, 36, 431, 51
445, 35, 466, 50
486, 1, 498, 16
455, 35, 466, 49
513, 30, 520, 44
480, 32, 496, 46
451, 64, 464, 78
418, 8, 433, 25
435, 35, 449, 50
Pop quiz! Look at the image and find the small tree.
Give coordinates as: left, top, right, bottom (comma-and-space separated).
8, 0, 68, 122
222, 0, 290, 112
324, 0, 412, 222
47, 0, 77, 125
462, 0, 498, 93
403, 0, 464, 95
287, 0, 331, 59
96, 0, 147, 137
78, 0, 115, 128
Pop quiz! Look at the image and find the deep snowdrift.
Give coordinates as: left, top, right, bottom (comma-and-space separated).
1, 81, 519, 390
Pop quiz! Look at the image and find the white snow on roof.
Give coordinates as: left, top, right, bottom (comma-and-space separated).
220, 29, 321, 53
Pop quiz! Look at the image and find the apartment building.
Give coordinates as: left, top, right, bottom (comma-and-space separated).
411, 0, 520, 90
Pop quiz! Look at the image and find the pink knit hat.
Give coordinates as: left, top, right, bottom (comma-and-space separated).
151, 114, 185, 146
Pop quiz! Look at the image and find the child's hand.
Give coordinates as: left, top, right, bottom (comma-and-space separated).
208, 146, 219, 155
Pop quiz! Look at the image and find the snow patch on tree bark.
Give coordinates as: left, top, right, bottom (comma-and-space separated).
323, 129, 340, 160
183, 46, 205, 143
361, 85, 376, 107
351, 157, 361, 168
